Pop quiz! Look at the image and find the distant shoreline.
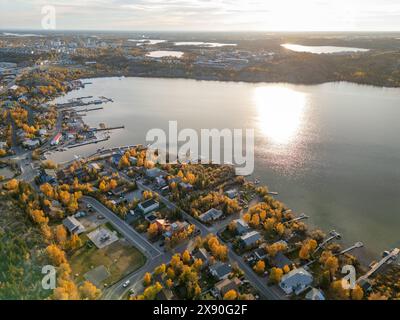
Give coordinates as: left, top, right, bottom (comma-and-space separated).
79, 72, 400, 90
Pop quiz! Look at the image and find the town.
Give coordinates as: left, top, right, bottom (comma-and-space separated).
1, 27, 400, 302
1, 61, 399, 301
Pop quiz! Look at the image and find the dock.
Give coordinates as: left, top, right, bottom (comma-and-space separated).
67, 136, 110, 149
88, 125, 125, 132
357, 248, 399, 283
57, 96, 114, 109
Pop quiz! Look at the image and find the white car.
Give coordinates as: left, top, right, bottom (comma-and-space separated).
122, 280, 130, 288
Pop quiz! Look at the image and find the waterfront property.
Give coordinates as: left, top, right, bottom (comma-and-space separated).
49, 77, 400, 256
279, 268, 314, 295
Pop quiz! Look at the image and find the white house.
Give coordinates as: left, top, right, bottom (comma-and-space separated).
279, 267, 313, 295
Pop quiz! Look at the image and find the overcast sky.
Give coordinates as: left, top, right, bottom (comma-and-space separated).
1, 0, 400, 31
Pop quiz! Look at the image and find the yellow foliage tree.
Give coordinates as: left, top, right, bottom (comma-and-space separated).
253, 260, 265, 274
351, 285, 364, 300
79, 281, 101, 300
4, 178, 19, 190
55, 225, 67, 246
269, 267, 283, 284
143, 272, 152, 286
46, 244, 67, 266
223, 290, 238, 300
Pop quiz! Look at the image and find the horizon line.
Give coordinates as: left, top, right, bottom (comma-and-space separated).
2, 28, 400, 34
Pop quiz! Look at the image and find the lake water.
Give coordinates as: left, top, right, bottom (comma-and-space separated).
51, 77, 400, 258
146, 51, 184, 58
128, 39, 167, 45
281, 43, 370, 54
174, 42, 237, 47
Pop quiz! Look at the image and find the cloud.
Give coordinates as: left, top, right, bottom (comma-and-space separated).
0, 0, 400, 31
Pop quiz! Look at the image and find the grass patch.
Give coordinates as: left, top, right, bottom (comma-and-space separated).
69, 238, 146, 287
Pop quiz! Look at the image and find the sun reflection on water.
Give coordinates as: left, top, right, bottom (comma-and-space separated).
254, 86, 307, 145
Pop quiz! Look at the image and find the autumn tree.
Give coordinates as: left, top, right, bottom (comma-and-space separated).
3, 178, 19, 191
143, 282, 163, 300
253, 260, 265, 274
53, 279, 80, 300
68, 233, 82, 250
324, 256, 339, 277
351, 285, 364, 300
40, 183, 54, 198
283, 265, 291, 274
330, 280, 350, 300
55, 225, 68, 247
30, 209, 49, 225
182, 250, 191, 265
79, 281, 101, 300
223, 290, 238, 300
166, 278, 174, 289
298, 239, 318, 260
269, 267, 283, 284
154, 264, 166, 275
143, 272, 152, 286
147, 223, 159, 238
242, 213, 251, 223
46, 244, 67, 266
368, 292, 388, 300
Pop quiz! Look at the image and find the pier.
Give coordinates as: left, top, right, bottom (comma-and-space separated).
357, 248, 399, 283
88, 125, 125, 132
67, 136, 110, 149
57, 96, 113, 109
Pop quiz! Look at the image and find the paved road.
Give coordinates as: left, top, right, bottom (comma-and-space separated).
119, 172, 284, 300
82, 196, 161, 259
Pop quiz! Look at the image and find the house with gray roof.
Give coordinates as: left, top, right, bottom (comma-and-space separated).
240, 230, 261, 247
305, 288, 325, 300
234, 218, 249, 235
279, 267, 313, 295
199, 208, 223, 223
63, 216, 86, 234
209, 262, 232, 281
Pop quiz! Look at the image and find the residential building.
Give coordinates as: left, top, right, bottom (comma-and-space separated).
63, 216, 86, 234
199, 208, 223, 223
279, 267, 313, 295
268, 252, 293, 269
209, 262, 232, 281
110, 153, 123, 167
22, 139, 40, 149
193, 248, 210, 267
240, 230, 262, 247
138, 199, 159, 214
234, 218, 249, 235
215, 277, 242, 297
305, 288, 325, 300
179, 182, 193, 191
155, 176, 167, 187
145, 167, 166, 178
254, 247, 267, 260
129, 156, 137, 165
163, 221, 189, 238
225, 189, 238, 199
